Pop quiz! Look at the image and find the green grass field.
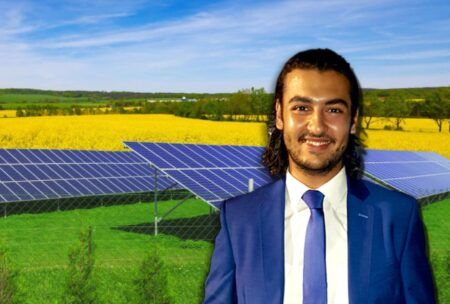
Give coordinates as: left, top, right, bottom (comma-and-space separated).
0, 93, 108, 109
2, 198, 449, 303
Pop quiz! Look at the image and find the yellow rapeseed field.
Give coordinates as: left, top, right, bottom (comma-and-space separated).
0, 110, 16, 118
0, 114, 267, 150
0, 114, 448, 158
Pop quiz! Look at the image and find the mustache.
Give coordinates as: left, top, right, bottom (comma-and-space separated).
298, 132, 336, 142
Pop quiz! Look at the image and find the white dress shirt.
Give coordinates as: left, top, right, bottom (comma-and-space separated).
284, 167, 349, 304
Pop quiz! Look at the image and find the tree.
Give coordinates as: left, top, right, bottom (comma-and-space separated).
134, 247, 172, 304
226, 91, 250, 120
0, 248, 20, 304
249, 87, 270, 121
423, 93, 449, 132
62, 226, 98, 304
362, 94, 383, 129
16, 108, 25, 118
384, 95, 410, 130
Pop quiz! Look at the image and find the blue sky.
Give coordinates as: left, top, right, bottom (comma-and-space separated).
0, 0, 449, 92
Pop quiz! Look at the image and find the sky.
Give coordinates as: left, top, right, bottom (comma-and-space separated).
0, 0, 449, 92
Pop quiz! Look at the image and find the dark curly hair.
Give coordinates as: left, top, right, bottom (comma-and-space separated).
262, 48, 366, 179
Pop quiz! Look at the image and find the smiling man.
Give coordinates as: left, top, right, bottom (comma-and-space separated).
204, 49, 435, 304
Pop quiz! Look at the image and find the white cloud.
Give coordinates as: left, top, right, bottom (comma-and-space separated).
0, 0, 448, 91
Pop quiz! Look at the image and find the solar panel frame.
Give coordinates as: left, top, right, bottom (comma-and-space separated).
0, 149, 179, 203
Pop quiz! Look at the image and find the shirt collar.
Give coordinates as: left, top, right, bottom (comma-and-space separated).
286, 166, 347, 211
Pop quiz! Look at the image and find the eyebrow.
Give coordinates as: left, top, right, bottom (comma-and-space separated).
288, 95, 349, 108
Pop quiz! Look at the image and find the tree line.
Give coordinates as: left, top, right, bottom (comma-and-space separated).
11, 87, 450, 132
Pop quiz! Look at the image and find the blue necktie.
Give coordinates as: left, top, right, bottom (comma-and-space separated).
302, 190, 327, 304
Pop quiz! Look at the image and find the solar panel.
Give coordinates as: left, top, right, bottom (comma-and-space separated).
0, 149, 178, 203
364, 150, 450, 199
125, 142, 450, 207
124, 142, 275, 207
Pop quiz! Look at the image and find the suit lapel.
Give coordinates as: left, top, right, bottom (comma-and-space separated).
347, 177, 374, 304
258, 175, 374, 303
260, 177, 286, 304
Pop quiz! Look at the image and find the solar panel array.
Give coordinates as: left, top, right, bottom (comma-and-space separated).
0, 149, 177, 203
364, 150, 450, 199
2, 144, 447, 206
126, 142, 450, 207
124, 142, 275, 207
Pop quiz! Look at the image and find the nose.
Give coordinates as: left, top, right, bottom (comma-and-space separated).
306, 109, 327, 136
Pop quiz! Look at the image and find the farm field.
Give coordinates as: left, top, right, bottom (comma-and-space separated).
0, 110, 16, 118
2, 198, 449, 303
0, 114, 449, 157
0, 93, 108, 109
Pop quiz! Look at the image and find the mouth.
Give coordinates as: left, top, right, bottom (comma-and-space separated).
303, 139, 331, 146
299, 135, 334, 151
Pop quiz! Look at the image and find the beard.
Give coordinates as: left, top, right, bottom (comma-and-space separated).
285, 132, 347, 176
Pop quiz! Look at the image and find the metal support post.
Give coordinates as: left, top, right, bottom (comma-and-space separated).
154, 167, 159, 236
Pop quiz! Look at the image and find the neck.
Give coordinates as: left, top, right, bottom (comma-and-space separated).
288, 162, 344, 189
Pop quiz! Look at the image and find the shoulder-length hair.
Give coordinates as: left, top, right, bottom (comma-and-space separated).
262, 48, 366, 179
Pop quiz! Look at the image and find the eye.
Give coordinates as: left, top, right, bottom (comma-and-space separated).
328, 108, 343, 113
294, 105, 308, 111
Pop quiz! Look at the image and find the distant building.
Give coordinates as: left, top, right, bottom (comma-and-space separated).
146, 97, 197, 103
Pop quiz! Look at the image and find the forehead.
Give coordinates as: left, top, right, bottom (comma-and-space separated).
282, 68, 351, 103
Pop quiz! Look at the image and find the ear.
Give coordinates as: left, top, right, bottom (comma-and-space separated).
275, 99, 284, 130
350, 109, 359, 134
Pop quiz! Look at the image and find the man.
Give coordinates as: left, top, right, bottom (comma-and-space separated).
203, 49, 435, 304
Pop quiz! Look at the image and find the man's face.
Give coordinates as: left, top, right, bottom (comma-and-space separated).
275, 68, 358, 175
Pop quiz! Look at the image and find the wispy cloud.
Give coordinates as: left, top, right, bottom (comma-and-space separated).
0, 0, 448, 91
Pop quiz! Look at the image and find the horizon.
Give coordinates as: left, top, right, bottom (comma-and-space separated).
1, 0, 449, 92
2, 85, 450, 95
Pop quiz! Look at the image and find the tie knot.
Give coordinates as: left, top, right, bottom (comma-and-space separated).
302, 190, 324, 209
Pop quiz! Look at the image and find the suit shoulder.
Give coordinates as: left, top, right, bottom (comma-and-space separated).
360, 178, 418, 213
222, 177, 284, 213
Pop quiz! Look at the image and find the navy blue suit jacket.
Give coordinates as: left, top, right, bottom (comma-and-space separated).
204, 176, 435, 303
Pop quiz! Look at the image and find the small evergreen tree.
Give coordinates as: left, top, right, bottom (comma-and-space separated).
62, 226, 98, 304
134, 247, 172, 304
0, 248, 20, 304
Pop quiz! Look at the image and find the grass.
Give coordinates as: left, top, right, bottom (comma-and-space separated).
421, 198, 450, 303
0, 93, 108, 109
1, 197, 448, 303
2, 199, 216, 303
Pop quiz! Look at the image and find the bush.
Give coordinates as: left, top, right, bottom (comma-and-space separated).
62, 226, 98, 304
383, 125, 403, 131
134, 247, 172, 304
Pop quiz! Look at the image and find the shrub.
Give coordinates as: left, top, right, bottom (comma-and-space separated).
134, 247, 172, 304
62, 226, 98, 304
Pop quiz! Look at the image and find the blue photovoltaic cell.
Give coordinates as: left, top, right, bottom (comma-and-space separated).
364, 150, 450, 199
0, 149, 179, 203
124, 142, 274, 207
127, 142, 449, 206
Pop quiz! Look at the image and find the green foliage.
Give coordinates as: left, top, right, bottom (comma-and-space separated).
383, 95, 410, 130
0, 248, 20, 304
422, 93, 450, 132
362, 95, 384, 129
62, 226, 98, 304
134, 247, 172, 304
